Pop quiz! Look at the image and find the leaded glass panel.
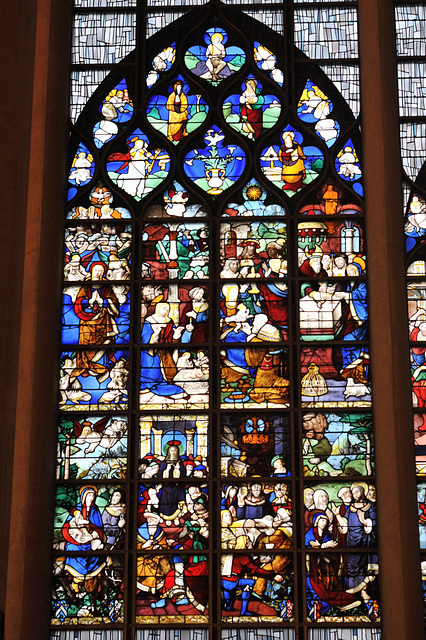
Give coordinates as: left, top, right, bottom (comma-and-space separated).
398, 61, 426, 118
54, 2, 380, 637
398, 6, 426, 630
72, 13, 136, 65
294, 8, 358, 59
71, 70, 110, 123
396, 5, 426, 56
147, 12, 187, 37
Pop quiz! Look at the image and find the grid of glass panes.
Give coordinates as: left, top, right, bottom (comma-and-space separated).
397, 4, 426, 629
52, 1, 381, 639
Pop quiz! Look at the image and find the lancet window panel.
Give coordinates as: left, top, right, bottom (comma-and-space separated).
396, 4, 426, 56
75, 0, 137, 6
398, 61, 426, 118
399, 122, 426, 183
221, 0, 283, 4
53, 3, 381, 639
318, 65, 360, 119
72, 12, 137, 65
147, 0, 209, 6
71, 70, 112, 124
146, 12, 187, 38
294, 8, 359, 60
399, 6, 426, 615
242, 11, 284, 35
404, 193, 426, 623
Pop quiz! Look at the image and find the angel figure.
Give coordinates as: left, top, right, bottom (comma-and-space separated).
69, 151, 93, 185
73, 416, 127, 454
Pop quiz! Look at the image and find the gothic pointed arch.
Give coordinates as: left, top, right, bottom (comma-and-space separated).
54, 5, 380, 639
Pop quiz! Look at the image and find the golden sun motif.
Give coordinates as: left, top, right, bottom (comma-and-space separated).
245, 185, 262, 201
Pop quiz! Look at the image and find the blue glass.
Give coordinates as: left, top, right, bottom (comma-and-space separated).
260, 126, 324, 196
335, 138, 363, 196
93, 79, 134, 149
184, 125, 246, 196
185, 28, 245, 85
223, 77, 281, 140
60, 349, 129, 410
62, 286, 130, 345
301, 346, 371, 408
140, 347, 209, 410
145, 180, 208, 218
405, 193, 426, 246
221, 346, 290, 409
297, 79, 340, 147
107, 129, 170, 200
223, 179, 287, 217
146, 42, 176, 88
254, 40, 284, 86
68, 142, 95, 200
146, 77, 209, 143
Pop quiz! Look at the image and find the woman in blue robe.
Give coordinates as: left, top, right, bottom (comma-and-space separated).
305, 511, 358, 620
62, 486, 106, 585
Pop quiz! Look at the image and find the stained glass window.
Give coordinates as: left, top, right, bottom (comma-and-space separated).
397, 2, 426, 632
53, 2, 381, 638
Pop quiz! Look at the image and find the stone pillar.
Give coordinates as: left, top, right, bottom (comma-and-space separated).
186, 429, 195, 458
342, 226, 355, 254
140, 420, 152, 459
358, 0, 424, 636
153, 428, 163, 457
0, 0, 72, 638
